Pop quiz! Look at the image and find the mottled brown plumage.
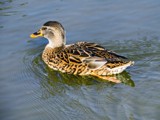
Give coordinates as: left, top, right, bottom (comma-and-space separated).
30, 21, 134, 83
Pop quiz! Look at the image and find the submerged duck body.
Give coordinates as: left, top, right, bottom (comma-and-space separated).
30, 21, 134, 83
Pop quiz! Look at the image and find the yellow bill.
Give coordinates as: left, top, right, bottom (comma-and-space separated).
30, 30, 43, 38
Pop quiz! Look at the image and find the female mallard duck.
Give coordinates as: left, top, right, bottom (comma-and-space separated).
30, 21, 134, 83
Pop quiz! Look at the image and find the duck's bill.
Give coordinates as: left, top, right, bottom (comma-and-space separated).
30, 30, 43, 38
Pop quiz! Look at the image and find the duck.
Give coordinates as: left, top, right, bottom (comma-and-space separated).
30, 21, 134, 83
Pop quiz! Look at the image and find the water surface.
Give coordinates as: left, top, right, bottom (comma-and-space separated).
0, 0, 160, 120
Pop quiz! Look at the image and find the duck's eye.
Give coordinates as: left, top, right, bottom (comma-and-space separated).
42, 27, 47, 30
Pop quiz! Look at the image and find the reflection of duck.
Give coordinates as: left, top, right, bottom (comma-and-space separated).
30, 21, 134, 83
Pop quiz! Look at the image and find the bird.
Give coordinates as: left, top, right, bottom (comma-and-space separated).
30, 21, 134, 83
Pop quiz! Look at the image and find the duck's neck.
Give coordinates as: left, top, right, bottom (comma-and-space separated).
46, 39, 65, 48
44, 36, 65, 55
46, 31, 66, 48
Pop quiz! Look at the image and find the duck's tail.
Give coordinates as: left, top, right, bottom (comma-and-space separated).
106, 61, 134, 75
91, 61, 134, 83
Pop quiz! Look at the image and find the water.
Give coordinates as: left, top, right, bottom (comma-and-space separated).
1, 0, 160, 120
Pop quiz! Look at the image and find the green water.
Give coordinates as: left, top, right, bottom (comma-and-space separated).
0, 0, 160, 120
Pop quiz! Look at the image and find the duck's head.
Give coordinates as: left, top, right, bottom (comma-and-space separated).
30, 21, 66, 48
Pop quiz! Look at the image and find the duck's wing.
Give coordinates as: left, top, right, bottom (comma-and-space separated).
61, 42, 130, 70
